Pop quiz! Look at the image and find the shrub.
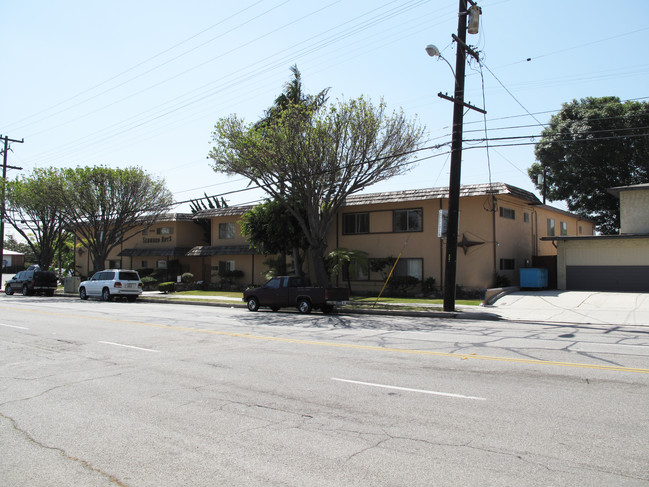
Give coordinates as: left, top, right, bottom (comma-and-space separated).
423, 277, 436, 293
387, 275, 420, 296
181, 272, 194, 284
158, 282, 175, 293
140, 276, 158, 291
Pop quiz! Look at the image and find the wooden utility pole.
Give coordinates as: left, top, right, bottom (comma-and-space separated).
441, 0, 483, 311
0, 135, 24, 273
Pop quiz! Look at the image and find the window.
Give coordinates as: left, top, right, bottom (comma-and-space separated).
499, 207, 515, 220
157, 260, 167, 269
524, 212, 530, 223
560, 221, 568, 236
579, 225, 583, 235
218, 260, 235, 273
156, 227, 173, 235
219, 222, 235, 239
343, 259, 370, 281
394, 209, 423, 232
547, 218, 555, 236
141, 260, 148, 268
108, 260, 120, 269
394, 258, 423, 280
343, 213, 369, 234
500, 259, 515, 271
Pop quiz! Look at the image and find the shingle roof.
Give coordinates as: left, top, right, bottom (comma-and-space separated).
118, 247, 192, 257
193, 206, 255, 219
342, 183, 541, 207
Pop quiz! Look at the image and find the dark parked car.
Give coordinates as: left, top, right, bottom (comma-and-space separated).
243, 276, 349, 314
5, 267, 58, 296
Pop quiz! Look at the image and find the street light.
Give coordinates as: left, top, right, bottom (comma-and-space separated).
425, 44, 456, 83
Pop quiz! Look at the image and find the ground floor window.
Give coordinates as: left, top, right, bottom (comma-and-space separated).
343, 259, 370, 281
217, 260, 235, 273
500, 258, 515, 270
394, 258, 423, 280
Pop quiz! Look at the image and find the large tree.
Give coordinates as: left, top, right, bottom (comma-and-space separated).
57, 166, 173, 273
4, 167, 69, 269
209, 75, 424, 286
239, 199, 308, 276
529, 96, 649, 234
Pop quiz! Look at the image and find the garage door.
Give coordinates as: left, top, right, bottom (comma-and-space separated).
566, 265, 649, 292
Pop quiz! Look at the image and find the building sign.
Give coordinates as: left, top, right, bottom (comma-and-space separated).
143, 236, 172, 244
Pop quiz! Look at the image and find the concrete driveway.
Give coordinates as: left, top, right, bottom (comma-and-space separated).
483, 290, 649, 326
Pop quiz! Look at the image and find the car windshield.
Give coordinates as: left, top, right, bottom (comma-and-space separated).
118, 272, 140, 281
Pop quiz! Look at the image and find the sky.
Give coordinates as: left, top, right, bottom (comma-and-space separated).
2, 0, 648, 229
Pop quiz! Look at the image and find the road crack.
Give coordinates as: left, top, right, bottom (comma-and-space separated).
1, 411, 128, 486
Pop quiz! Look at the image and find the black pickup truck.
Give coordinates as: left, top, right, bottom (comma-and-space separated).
243, 276, 349, 314
4, 267, 58, 296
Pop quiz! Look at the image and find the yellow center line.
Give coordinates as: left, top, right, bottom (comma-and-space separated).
4, 305, 649, 374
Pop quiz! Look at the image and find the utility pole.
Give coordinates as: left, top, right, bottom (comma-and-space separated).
0, 135, 24, 274
442, 0, 482, 312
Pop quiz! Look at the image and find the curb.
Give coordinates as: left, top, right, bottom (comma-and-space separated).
58, 292, 474, 319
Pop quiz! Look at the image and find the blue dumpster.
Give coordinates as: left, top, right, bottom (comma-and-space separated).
520, 268, 548, 288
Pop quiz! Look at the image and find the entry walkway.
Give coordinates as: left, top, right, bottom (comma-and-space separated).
472, 290, 649, 327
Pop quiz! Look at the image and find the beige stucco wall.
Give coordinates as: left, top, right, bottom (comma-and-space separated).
75, 219, 205, 278
556, 237, 649, 289
619, 189, 649, 234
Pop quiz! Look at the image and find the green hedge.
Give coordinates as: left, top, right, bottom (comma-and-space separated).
158, 282, 175, 293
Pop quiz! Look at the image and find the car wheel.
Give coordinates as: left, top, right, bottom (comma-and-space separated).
79, 287, 88, 300
297, 298, 312, 314
5, 286, 13, 296
246, 296, 259, 312
22, 285, 30, 296
102, 288, 113, 302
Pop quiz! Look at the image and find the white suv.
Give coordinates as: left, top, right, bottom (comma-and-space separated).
79, 269, 143, 302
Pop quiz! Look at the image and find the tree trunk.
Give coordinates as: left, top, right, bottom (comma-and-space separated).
309, 242, 329, 287
292, 247, 304, 277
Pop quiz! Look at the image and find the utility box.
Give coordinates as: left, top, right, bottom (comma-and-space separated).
520, 268, 548, 289
64, 276, 81, 293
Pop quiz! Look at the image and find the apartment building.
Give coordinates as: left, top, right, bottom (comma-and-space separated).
75, 183, 594, 291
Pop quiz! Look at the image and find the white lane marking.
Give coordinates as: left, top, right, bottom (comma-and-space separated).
0, 323, 29, 330
99, 341, 160, 353
332, 378, 486, 401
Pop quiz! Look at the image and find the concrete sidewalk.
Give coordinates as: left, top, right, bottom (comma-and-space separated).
472, 290, 649, 327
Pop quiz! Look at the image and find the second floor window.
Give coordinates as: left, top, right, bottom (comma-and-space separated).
394, 209, 423, 232
560, 221, 568, 236
219, 222, 235, 239
499, 207, 515, 220
547, 218, 555, 236
157, 227, 173, 235
343, 212, 369, 234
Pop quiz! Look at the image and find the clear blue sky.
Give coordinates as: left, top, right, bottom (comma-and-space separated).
2, 0, 648, 222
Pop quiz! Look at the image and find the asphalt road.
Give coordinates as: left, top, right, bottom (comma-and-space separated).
1, 295, 648, 486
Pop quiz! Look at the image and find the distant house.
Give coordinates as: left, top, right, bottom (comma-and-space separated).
546, 183, 649, 291
2, 249, 25, 270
